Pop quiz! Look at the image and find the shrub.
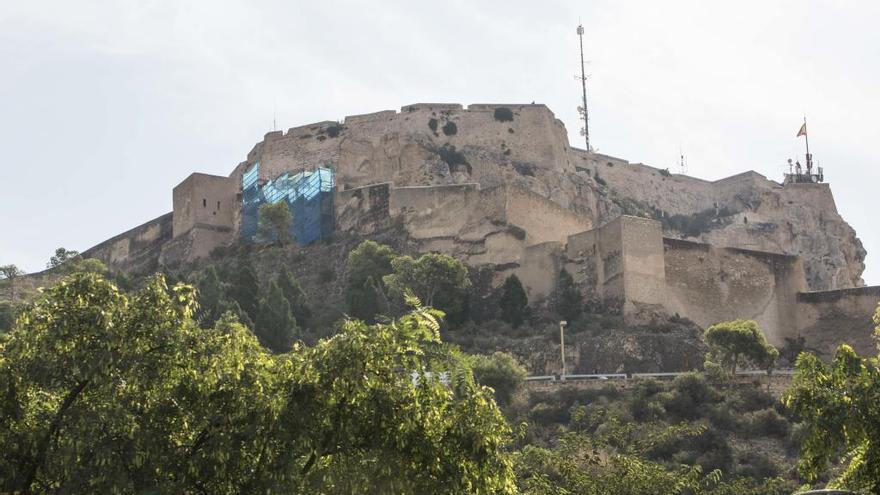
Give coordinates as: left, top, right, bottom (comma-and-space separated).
742, 408, 789, 438
735, 451, 781, 480
326, 123, 344, 138
659, 168, 671, 177
468, 352, 527, 406
428, 118, 438, 133
707, 403, 739, 431
442, 121, 457, 136
493, 107, 514, 122
732, 386, 776, 413
437, 144, 471, 174
529, 402, 569, 425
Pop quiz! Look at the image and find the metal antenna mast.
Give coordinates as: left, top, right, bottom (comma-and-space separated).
577, 23, 590, 151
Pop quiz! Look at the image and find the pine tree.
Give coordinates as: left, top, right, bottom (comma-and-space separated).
556, 269, 582, 323
228, 260, 260, 322
255, 281, 299, 353
195, 266, 224, 327
498, 274, 528, 328
219, 299, 254, 330
277, 265, 312, 326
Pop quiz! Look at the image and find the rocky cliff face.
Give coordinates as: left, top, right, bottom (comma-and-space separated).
575, 152, 865, 291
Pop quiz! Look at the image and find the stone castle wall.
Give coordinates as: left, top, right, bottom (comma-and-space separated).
80, 213, 173, 275
663, 239, 806, 346
796, 287, 880, 358
577, 150, 865, 290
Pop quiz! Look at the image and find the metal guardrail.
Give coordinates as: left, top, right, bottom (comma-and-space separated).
525, 369, 796, 383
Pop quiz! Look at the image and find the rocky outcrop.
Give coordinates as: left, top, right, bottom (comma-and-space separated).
575, 152, 865, 291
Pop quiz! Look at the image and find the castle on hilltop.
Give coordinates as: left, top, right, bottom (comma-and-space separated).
81, 103, 877, 358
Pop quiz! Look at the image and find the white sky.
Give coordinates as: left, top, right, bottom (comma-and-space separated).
1, 0, 877, 284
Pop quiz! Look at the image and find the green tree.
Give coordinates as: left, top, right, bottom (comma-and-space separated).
499, 274, 529, 328
383, 253, 471, 321
345, 240, 397, 321
468, 351, 527, 406
0, 265, 25, 302
64, 257, 107, 275
704, 320, 778, 375
555, 269, 582, 323
255, 281, 299, 353
227, 260, 260, 321
195, 265, 224, 327
0, 273, 516, 493
783, 304, 880, 493
257, 201, 293, 244
277, 265, 311, 326
46, 247, 79, 269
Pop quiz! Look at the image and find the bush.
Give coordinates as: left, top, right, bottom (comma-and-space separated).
529, 402, 569, 425
436, 144, 471, 173
731, 386, 776, 413
493, 107, 514, 122
742, 408, 789, 438
442, 121, 457, 136
469, 352, 527, 406
326, 123, 344, 138
427, 118, 438, 133
707, 403, 740, 431
735, 451, 781, 480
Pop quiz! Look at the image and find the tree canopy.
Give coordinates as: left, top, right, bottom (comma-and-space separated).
0, 265, 25, 302
0, 273, 516, 494
384, 252, 471, 321
783, 303, 880, 493
704, 320, 778, 375
468, 351, 527, 406
255, 280, 299, 353
227, 260, 260, 321
257, 201, 293, 244
46, 247, 79, 269
345, 240, 397, 321
277, 265, 311, 326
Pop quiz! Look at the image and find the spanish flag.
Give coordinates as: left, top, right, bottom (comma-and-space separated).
797, 123, 807, 137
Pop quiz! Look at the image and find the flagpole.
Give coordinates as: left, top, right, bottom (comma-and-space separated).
803, 116, 810, 158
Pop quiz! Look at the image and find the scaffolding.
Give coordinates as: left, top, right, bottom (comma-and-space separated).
240, 162, 335, 245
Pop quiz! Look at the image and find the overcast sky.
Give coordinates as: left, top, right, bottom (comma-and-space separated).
1, 0, 877, 284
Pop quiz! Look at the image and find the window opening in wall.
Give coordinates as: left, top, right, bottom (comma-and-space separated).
203, 198, 207, 207
217, 201, 221, 209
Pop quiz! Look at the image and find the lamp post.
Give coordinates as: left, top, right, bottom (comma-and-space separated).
559, 320, 568, 380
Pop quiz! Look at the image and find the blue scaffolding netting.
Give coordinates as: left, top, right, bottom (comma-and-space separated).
241, 162, 335, 245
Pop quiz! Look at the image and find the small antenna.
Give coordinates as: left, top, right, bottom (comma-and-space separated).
679, 146, 687, 175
